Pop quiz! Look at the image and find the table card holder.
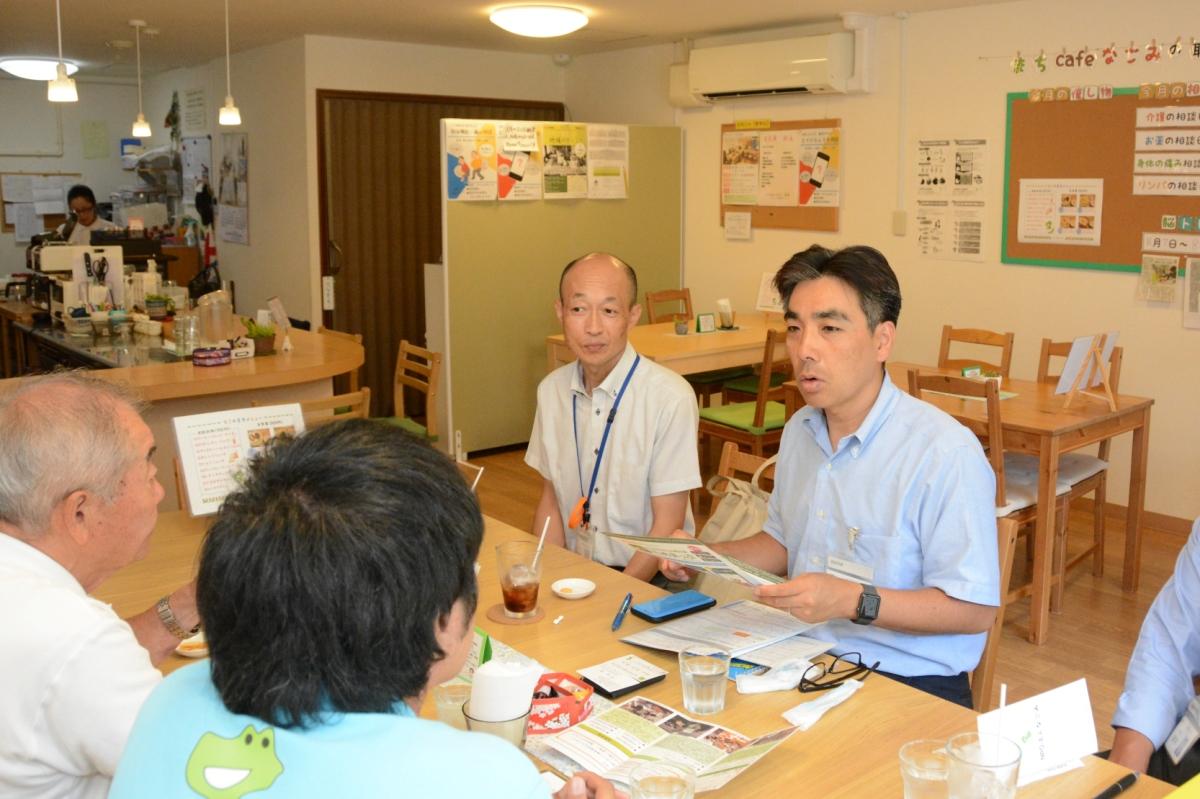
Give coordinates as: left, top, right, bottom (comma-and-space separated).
1056, 332, 1118, 412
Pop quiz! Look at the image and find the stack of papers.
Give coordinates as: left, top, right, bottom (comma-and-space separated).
602, 532, 783, 586
621, 599, 830, 660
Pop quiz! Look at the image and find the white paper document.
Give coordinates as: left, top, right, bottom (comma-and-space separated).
977, 678, 1098, 787
601, 532, 783, 587
1, 174, 35, 203
1054, 332, 1119, 394
1017, 178, 1102, 246
621, 599, 816, 658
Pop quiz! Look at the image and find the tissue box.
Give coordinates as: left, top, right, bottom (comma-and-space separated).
527, 673, 593, 734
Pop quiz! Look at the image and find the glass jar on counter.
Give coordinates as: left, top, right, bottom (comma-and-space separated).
174, 310, 200, 357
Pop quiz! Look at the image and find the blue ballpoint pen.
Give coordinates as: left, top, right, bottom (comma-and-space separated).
611, 592, 633, 631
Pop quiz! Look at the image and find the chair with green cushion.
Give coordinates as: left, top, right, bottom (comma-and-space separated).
644, 288, 752, 407
698, 329, 790, 461
720, 369, 788, 404
378, 339, 442, 442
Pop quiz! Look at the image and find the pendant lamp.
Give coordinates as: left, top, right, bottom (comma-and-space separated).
131, 20, 152, 137
47, 0, 77, 102
218, 0, 241, 125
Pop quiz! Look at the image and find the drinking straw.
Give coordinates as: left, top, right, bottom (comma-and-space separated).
531, 516, 550, 572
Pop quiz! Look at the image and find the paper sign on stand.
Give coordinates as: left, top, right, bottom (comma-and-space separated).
976, 678, 1098, 787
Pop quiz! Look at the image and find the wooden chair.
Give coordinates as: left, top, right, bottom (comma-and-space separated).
938, 325, 1015, 377
253, 388, 372, 430
1025, 338, 1125, 607
905, 369, 1069, 607
547, 338, 574, 373
698, 330, 790, 462
645, 288, 694, 323
381, 339, 442, 441
645, 287, 750, 407
317, 326, 363, 392
971, 517, 1020, 712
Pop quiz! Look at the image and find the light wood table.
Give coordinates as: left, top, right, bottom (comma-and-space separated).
95, 511, 1169, 797
784, 364, 1154, 646
546, 317, 784, 377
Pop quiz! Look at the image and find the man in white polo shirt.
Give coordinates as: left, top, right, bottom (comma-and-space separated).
0, 373, 199, 798
526, 252, 701, 582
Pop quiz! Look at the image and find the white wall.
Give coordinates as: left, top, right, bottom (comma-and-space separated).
0, 79, 138, 276
563, 0, 1199, 521
144, 37, 309, 320
564, 44, 677, 125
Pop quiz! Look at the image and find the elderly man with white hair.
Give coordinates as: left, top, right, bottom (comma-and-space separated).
0, 372, 198, 799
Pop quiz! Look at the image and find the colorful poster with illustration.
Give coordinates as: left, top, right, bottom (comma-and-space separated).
446, 121, 497, 202
543, 123, 588, 199
1017, 178, 1103, 246
796, 127, 840, 207
721, 131, 759, 205
497, 122, 542, 201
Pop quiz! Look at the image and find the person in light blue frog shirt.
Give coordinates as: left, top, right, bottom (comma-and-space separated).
664, 244, 999, 708
111, 420, 616, 799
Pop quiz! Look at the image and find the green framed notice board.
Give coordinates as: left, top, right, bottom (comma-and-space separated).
1002, 86, 1200, 272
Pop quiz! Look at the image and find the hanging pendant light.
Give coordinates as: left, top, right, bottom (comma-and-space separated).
47, 0, 78, 102
130, 20, 152, 137
218, 0, 241, 125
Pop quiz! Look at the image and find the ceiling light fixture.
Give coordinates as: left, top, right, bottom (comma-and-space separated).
47, 0, 77, 102
218, 0, 241, 125
489, 5, 589, 38
0, 57, 78, 81
130, 21, 152, 138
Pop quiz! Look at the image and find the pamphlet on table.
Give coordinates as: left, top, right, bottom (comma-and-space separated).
621, 599, 823, 659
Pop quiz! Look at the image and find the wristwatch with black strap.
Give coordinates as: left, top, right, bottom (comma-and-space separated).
852, 584, 881, 625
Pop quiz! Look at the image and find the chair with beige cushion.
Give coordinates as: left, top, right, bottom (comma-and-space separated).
938, 325, 1015, 377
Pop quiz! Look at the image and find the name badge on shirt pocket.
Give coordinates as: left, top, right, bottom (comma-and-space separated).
825, 555, 874, 585
1165, 696, 1200, 765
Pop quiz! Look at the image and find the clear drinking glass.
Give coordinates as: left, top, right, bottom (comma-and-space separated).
899, 739, 950, 799
678, 646, 730, 715
495, 541, 542, 619
629, 762, 695, 799
946, 732, 1020, 799
432, 682, 472, 730
462, 702, 531, 748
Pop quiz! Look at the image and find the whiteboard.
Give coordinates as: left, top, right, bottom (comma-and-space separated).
0, 78, 64, 156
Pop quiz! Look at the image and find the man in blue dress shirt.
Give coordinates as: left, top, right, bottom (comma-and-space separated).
665, 244, 999, 707
1109, 517, 1200, 785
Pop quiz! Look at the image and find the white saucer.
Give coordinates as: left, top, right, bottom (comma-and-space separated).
175, 630, 209, 658
552, 578, 596, 600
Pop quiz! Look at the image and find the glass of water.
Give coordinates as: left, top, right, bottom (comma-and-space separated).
898, 739, 950, 799
678, 646, 730, 715
629, 762, 695, 799
946, 732, 1020, 799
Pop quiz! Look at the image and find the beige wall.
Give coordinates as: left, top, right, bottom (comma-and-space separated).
0, 80, 138, 276
564, 0, 1199, 521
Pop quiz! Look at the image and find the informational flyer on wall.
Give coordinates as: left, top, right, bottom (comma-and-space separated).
586, 124, 628, 200
916, 138, 987, 199
1016, 178, 1102, 246
797, 127, 840, 207
757, 130, 799, 206
721, 131, 759, 205
181, 135, 212, 209
1138, 253, 1180, 302
1186, 257, 1200, 328
916, 200, 985, 261
446, 120, 498, 202
218, 132, 249, 245
496, 121, 541, 201
543, 123, 588, 199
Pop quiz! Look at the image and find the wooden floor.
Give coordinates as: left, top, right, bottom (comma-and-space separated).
474, 446, 1188, 749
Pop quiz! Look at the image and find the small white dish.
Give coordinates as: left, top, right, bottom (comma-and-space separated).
552, 578, 596, 600
175, 630, 209, 658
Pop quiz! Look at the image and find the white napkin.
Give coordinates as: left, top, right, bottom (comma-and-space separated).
736, 659, 812, 695
781, 678, 864, 730
468, 659, 541, 721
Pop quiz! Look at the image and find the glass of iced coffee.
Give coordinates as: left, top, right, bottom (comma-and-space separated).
495, 541, 543, 619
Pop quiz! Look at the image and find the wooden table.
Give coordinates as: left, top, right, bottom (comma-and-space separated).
546, 316, 784, 377
94, 510, 1169, 797
784, 364, 1154, 646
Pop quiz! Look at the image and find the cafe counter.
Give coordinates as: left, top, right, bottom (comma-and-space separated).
0, 324, 363, 510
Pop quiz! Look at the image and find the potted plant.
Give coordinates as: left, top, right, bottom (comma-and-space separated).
243, 318, 277, 356
144, 294, 173, 320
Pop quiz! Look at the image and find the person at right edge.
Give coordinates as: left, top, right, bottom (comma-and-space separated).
663, 244, 999, 708
1109, 516, 1200, 786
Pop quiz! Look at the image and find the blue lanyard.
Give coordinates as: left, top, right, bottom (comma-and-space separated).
572, 355, 640, 526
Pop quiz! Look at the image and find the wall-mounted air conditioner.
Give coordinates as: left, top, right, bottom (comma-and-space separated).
688, 32, 854, 100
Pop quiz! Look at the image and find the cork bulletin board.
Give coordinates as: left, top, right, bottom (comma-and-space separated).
1002, 87, 1200, 272
719, 118, 840, 232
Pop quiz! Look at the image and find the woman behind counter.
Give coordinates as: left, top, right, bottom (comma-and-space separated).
55, 184, 117, 245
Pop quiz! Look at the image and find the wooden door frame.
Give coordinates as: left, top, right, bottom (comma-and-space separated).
314, 89, 565, 330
